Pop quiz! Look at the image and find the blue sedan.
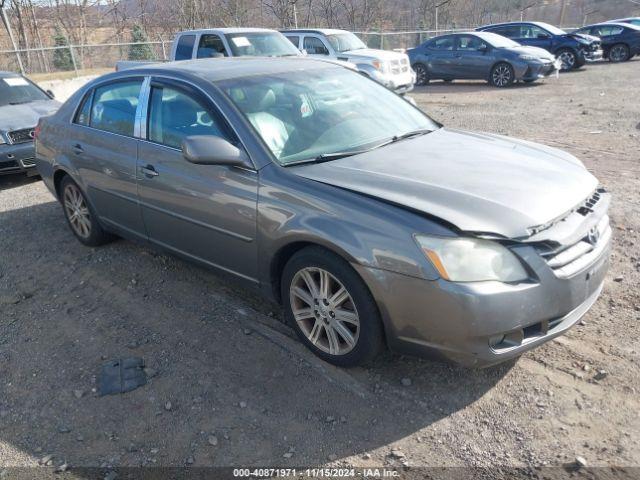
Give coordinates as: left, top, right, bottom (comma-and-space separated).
573, 22, 640, 62
407, 32, 559, 87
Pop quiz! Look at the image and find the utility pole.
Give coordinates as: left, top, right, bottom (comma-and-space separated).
434, 0, 451, 36
0, 0, 25, 74
558, 0, 567, 28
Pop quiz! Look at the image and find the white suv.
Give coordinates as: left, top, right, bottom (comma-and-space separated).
282, 29, 416, 93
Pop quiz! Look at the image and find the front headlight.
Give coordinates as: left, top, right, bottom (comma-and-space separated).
372, 60, 387, 72
415, 235, 528, 283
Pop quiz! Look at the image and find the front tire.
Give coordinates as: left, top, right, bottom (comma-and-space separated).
281, 247, 384, 367
413, 63, 429, 86
609, 43, 630, 62
489, 62, 514, 87
557, 48, 578, 70
60, 176, 113, 247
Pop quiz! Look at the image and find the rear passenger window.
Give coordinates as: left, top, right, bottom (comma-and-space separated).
303, 37, 329, 55
74, 91, 92, 126
286, 36, 299, 47
431, 37, 454, 50
175, 34, 196, 60
490, 25, 520, 38
197, 34, 227, 58
147, 85, 232, 150
90, 80, 142, 137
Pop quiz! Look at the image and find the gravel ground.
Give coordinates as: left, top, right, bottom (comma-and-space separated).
0, 59, 638, 477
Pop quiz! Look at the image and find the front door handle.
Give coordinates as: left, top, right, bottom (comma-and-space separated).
72, 143, 83, 155
141, 164, 159, 178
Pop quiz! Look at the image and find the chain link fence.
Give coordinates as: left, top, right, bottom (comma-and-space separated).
1, 26, 579, 78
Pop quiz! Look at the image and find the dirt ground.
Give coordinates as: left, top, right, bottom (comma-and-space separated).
1, 59, 639, 477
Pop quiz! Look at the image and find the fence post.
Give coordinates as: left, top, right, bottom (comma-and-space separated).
1, 6, 25, 75
159, 35, 167, 60
68, 44, 79, 77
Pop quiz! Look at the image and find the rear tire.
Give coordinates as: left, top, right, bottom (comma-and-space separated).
413, 63, 429, 86
60, 176, 113, 247
609, 43, 630, 62
489, 62, 514, 88
281, 246, 384, 367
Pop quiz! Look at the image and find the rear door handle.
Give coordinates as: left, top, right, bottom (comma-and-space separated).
141, 164, 159, 178
72, 143, 83, 155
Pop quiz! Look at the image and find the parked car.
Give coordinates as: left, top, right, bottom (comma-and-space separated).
476, 21, 602, 70
608, 17, 640, 27
1, 71, 60, 177
35, 57, 610, 368
116, 28, 301, 71
407, 32, 560, 87
573, 22, 640, 62
281, 28, 415, 93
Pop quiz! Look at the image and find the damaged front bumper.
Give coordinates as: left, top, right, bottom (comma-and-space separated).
354, 190, 612, 368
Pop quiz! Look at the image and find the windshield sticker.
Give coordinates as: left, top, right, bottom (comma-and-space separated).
231, 36, 251, 47
4, 77, 29, 87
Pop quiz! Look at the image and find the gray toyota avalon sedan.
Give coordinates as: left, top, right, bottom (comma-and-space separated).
34, 57, 611, 368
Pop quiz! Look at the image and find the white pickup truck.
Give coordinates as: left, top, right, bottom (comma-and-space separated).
281, 29, 416, 93
116, 28, 302, 71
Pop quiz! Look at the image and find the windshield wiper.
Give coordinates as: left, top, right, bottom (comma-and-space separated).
9, 100, 31, 105
285, 149, 373, 166
284, 129, 434, 167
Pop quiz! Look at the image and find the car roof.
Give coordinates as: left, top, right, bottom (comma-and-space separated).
583, 22, 640, 29
0, 71, 21, 78
106, 57, 340, 83
178, 27, 280, 35
280, 28, 348, 35
479, 21, 550, 29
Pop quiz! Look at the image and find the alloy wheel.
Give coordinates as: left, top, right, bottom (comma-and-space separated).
559, 51, 575, 70
63, 183, 92, 239
492, 64, 512, 87
609, 45, 628, 62
289, 267, 360, 356
415, 64, 428, 85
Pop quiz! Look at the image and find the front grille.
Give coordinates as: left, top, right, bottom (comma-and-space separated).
8, 128, 35, 144
538, 213, 611, 279
0, 160, 20, 171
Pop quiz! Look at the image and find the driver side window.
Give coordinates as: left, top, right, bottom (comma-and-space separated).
147, 84, 232, 150
304, 37, 329, 55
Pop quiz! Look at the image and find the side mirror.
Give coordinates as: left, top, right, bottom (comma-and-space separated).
182, 135, 251, 168
537, 33, 550, 39
478, 45, 489, 53
46, 89, 55, 99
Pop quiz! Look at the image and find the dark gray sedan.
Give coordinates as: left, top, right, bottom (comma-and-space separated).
1, 71, 60, 176
408, 32, 560, 87
35, 58, 610, 368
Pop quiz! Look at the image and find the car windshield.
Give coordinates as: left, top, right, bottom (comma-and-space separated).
536, 22, 566, 35
224, 32, 301, 57
480, 32, 520, 48
0, 75, 49, 107
218, 67, 439, 165
326, 33, 367, 52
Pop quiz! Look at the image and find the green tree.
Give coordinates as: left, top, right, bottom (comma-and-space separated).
52, 26, 74, 71
128, 25, 155, 61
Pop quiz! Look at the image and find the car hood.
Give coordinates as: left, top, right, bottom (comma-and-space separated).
289, 128, 598, 239
0, 99, 61, 132
340, 48, 407, 62
566, 32, 600, 45
508, 45, 556, 61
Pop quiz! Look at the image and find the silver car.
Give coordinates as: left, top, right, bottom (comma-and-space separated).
34, 58, 611, 368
